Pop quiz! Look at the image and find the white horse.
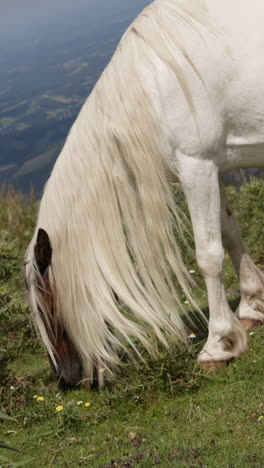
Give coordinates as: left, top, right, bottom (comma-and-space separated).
25, 0, 264, 388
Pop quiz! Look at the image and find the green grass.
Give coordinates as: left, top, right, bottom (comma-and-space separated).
0, 179, 264, 467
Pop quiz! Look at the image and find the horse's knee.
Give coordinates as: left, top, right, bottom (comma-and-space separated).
196, 243, 224, 278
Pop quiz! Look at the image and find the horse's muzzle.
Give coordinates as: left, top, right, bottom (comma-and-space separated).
49, 352, 82, 389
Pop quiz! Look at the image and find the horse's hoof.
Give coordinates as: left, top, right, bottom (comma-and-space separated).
199, 360, 227, 371
240, 319, 262, 330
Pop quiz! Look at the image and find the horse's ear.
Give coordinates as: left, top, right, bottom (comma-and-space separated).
34, 228, 52, 276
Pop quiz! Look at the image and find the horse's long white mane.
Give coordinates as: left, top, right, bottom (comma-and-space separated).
26, 0, 206, 384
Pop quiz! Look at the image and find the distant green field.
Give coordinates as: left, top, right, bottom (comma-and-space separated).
0, 179, 264, 467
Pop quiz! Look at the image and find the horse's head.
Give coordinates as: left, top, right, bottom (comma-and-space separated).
31, 228, 82, 389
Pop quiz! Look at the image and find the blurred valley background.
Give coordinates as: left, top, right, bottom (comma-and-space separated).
0, 0, 262, 195
0, 0, 151, 194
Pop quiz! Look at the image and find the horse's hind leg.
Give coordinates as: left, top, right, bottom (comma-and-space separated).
220, 182, 264, 329
176, 154, 247, 367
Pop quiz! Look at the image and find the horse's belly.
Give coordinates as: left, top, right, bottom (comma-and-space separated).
223, 140, 264, 173
224, 78, 264, 172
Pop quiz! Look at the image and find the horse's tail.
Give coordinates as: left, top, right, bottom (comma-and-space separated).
25, 4, 201, 387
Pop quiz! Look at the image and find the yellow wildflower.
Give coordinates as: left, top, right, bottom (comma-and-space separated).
258, 416, 263, 421
36, 396, 44, 401
189, 333, 196, 338
56, 405, 63, 412
84, 402, 91, 407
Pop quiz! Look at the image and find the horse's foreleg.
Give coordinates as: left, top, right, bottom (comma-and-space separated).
176, 154, 247, 367
220, 182, 264, 329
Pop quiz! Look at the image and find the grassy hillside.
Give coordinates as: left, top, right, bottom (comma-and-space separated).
0, 179, 264, 467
